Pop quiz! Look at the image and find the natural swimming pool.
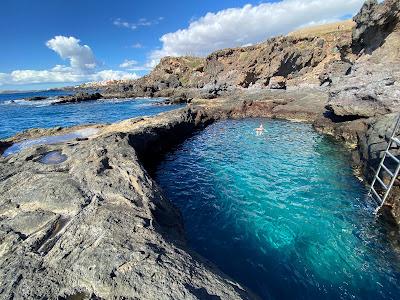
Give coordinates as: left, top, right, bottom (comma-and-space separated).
155, 118, 400, 299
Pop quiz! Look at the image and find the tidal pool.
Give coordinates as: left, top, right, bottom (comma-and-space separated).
38, 151, 68, 165
3, 128, 99, 157
155, 119, 400, 299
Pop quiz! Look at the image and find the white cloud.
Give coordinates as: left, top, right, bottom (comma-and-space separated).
0, 68, 139, 86
119, 59, 152, 72
113, 18, 137, 30
0, 35, 140, 87
131, 43, 144, 49
91, 70, 140, 81
46, 36, 97, 72
119, 59, 138, 68
150, 0, 364, 63
113, 17, 164, 31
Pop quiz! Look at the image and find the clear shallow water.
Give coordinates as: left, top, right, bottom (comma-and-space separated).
155, 119, 400, 299
3, 128, 99, 157
0, 90, 181, 139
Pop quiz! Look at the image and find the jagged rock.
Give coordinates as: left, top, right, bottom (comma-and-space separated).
96, 21, 354, 99
164, 94, 192, 105
53, 92, 103, 105
353, 0, 400, 52
326, 0, 400, 118
319, 60, 352, 86
26, 96, 49, 101
269, 76, 286, 89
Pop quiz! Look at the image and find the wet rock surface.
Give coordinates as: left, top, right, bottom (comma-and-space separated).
52, 92, 103, 105
26, 96, 49, 101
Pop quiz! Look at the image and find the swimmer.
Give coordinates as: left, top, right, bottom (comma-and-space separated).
255, 123, 265, 136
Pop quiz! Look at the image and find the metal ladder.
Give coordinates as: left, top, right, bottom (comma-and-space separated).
369, 114, 400, 212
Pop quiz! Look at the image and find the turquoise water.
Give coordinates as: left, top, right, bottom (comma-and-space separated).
0, 91, 181, 139
155, 119, 400, 299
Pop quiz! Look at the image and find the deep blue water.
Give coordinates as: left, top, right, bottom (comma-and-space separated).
0, 90, 181, 139
155, 119, 400, 300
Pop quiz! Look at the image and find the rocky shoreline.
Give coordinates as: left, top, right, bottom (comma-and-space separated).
1, 0, 400, 298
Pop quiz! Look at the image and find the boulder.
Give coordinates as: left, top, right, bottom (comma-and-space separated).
269, 76, 287, 89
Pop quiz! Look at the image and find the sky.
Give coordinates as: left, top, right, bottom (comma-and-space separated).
0, 0, 366, 91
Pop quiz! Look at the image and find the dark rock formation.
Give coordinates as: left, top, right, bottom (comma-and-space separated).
26, 96, 49, 101
352, 0, 400, 53
326, 0, 400, 118
53, 92, 103, 105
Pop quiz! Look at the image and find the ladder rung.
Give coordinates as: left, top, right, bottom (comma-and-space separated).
386, 150, 400, 164
370, 186, 383, 204
381, 163, 394, 177
391, 137, 400, 145
375, 176, 388, 190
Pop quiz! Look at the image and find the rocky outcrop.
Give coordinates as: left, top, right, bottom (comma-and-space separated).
96, 20, 355, 99
26, 96, 49, 101
0, 107, 259, 300
52, 92, 103, 105
318, 60, 352, 86
326, 0, 400, 118
352, 0, 400, 53
269, 76, 286, 90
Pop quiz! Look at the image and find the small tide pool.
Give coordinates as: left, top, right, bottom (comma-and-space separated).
0, 91, 182, 139
155, 119, 400, 299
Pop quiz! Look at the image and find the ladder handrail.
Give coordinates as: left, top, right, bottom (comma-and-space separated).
369, 113, 400, 213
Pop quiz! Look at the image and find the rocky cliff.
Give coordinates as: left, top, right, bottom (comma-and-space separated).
326, 0, 400, 118
100, 20, 356, 99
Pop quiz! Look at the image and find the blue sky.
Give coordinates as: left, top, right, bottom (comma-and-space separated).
0, 0, 365, 90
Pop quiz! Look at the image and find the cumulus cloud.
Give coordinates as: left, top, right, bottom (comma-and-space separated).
150, 0, 364, 62
0, 35, 139, 87
46, 36, 97, 72
91, 70, 139, 81
0, 68, 139, 86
